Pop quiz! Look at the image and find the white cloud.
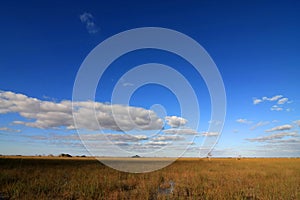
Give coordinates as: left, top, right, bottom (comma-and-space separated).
163, 128, 199, 135
0, 90, 165, 131
264, 138, 300, 144
270, 105, 283, 111
122, 82, 134, 87
254, 95, 292, 112
165, 116, 187, 128
79, 12, 99, 34
0, 126, 21, 133
293, 120, 300, 127
152, 135, 185, 141
236, 118, 252, 124
263, 95, 283, 101
254, 95, 285, 105
265, 124, 293, 132
253, 98, 263, 105
250, 121, 270, 130
246, 131, 299, 142
201, 132, 219, 137
146, 141, 169, 146
55, 133, 148, 142
233, 129, 239, 133
208, 120, 223, 126
277, 97, 288, 105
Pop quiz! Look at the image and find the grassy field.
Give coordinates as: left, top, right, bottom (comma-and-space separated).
0, 157, 299, 199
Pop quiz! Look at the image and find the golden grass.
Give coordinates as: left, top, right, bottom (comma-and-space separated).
0, 157, 299, 199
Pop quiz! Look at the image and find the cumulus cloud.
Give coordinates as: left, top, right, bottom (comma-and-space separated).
265, 124, 293, 132
0, 90, 165, 131
250, 121, 270, 130
253, 95, 285, 105
79, 12, 99, 34
246, 131, 299, 142
163, 128, 199, 135
165, 116, 187, 128
254, 95, 292, 112
236, 118, 252, 124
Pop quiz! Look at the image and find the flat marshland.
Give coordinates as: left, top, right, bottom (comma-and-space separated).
0, 157, 299, 199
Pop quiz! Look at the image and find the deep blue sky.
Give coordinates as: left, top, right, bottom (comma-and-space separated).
0, 0, 300, 157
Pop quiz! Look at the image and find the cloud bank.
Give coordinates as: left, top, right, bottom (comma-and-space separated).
0, 90, 181, 131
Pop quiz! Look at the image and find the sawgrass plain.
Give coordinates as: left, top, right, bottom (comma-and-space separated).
0, 156, 299, 199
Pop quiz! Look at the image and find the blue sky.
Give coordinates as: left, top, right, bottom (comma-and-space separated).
0, 0, 300, 157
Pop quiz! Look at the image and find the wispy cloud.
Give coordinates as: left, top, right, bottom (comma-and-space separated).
233, 129, 239, 133
250, 121, 270, 130
270, 105, 283, 111
0, 126, 21, 133
236, 118, 252, 124
146, 141, 169, 146
79, 12, 99, 34
265, 124, 293, 132
277, 97, 288, 104
246, 131, 299, 142
262, 95, 283, 102
122, 82, 134, 87
201, 132, 219, 137
152, 135, 185, 141
293, 120, 300, 127
163, 128, 199, 135
253, 98, 263, 105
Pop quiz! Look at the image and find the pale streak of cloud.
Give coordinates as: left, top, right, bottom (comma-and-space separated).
236, 118, 252, 124
265, 124, 293, 132
293, 120, 300, 127
246, 131, 298, 142
79, 12, 99, 34
250, 121, 270, 130
201, 132, 219, 137
277, 97, 288, 105
253, 98, 263, 105
270, 105, 283, 111
0, 126, 21, 133
163, 128, 199, 135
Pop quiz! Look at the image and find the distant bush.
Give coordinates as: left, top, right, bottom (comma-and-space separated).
131, 155, 141, 158
59, 153, 72, 157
